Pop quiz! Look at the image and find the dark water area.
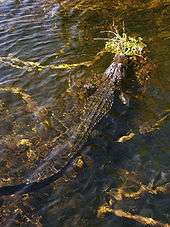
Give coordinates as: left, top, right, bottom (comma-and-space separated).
0, 0, 170, 226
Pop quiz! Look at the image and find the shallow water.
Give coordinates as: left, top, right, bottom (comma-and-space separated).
0, 0, 170, 226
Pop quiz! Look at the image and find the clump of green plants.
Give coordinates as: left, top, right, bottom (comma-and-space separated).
105, 32, 146, 57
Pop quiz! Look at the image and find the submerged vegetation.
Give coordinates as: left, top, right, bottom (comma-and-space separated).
0, 28, 148, 82
0, 0, 169, 226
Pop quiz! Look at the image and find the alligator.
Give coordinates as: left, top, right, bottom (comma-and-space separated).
0, 54, 129, 196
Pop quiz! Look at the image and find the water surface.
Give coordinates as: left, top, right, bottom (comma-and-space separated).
0, 0, 170, 226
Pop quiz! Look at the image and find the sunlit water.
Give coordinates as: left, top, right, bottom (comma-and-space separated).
0, 0, 170, 226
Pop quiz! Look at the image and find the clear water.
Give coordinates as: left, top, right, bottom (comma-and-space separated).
0, 0, 170, 226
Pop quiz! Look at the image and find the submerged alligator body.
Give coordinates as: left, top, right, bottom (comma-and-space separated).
0, 54, 128, 196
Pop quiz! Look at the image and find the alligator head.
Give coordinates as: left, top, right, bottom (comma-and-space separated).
105, 54, 129, 85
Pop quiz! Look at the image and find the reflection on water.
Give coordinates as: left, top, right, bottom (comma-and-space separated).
0, 0, 170, 226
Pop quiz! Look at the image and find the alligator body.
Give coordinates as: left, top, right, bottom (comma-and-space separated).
0, 54, 128, 196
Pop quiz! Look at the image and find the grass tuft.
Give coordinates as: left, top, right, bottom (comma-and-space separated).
105, 31, 146, 57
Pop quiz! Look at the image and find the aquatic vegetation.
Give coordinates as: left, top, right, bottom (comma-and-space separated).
97, 168, 170, 226
0, 49, 107, 74
97, 202, 113, 217
0, 86, 50, 123
97, 204, 169, 227
0, 55, 44, 72
139, 109, 170, 134
0, 0, 169, 226
115, 109, 170, 142
116, 132, 135, 143
0, 34, 149, 92
56, 0, 168, 16
0, 86, 54, 179
114, 183, 167, 201
105, 32, 146, 57
0, 55, 92, 72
